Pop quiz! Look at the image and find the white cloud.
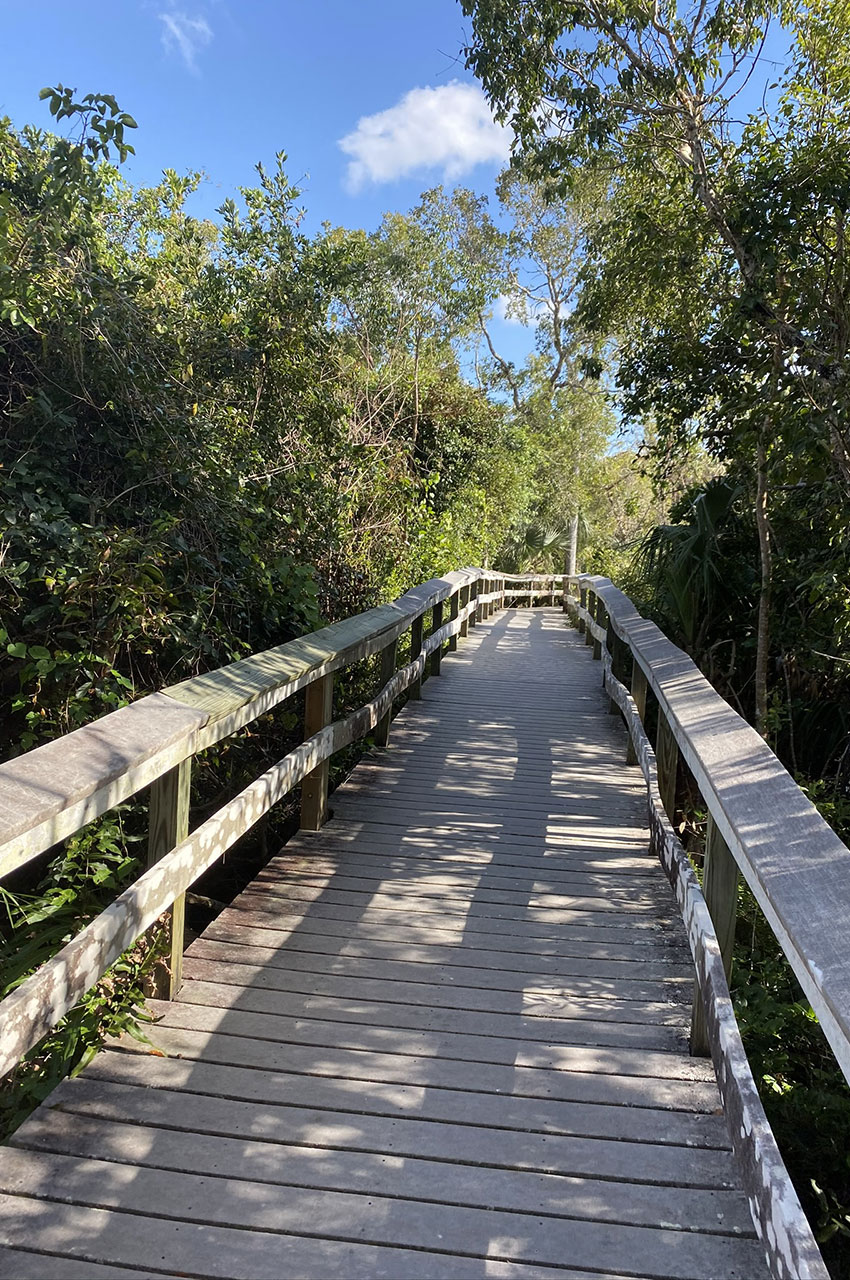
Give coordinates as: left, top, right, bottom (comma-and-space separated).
339, 80, 512, 192
159, 11, 213, 73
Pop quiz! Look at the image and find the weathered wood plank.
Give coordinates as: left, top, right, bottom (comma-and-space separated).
0, 693, 208, 880
87, 1036, 720, 1112
11, 1109, 754, 1233
583, 574, 850, 1095
0, 1192, 581, 1280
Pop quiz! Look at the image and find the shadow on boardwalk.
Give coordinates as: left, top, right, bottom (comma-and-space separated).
0, 609, 771, 1279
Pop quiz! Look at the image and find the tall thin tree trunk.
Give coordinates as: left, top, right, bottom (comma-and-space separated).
566, 511, 579, 577
754, 429, 772, 736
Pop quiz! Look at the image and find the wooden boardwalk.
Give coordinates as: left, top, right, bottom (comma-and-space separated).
0, 609, 770, 1279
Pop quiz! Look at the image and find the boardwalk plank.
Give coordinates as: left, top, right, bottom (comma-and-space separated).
0, 1149, 769, 1279
12, 1110, 754, 1232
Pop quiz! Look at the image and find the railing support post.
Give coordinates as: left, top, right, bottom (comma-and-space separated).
148, 758, 191, 998
410, 613, 424, 695
691, 815, 739, 1056
656, 709, 679, 824
584, 591, 594, 646
578, 586, 587, 635
627, 663, 648, 765
448, 589, 460, 652
592, 599, 604, 661
607, 620, 629, 715
431, 600, 444, 675
300, 672, 333, 830
375, 638, 398, 747
460, 584, 471, 637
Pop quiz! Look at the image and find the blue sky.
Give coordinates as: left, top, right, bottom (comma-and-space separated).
0, 0, 532, 358
0, 2, 792, 378
0, 2, 507, 231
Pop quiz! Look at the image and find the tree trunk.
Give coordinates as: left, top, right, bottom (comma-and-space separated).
566, 511, 579, 577
754, 430, 772, 736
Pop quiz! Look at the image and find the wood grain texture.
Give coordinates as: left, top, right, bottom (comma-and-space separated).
595, 633, 828, 1279
1, 608, 774, 1280
580, 574, 850, 1094
0, 570, 490, 879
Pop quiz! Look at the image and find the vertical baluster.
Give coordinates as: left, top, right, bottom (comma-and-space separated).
300, 673, 333, 830
655, 709, 680, 825
627, 663, 648, 765
592, 598, 604, 661
148, 758, 192, 998
410, 613, 424, 694
375, 637, 398, 747
431, 600, 444, 675
460, 583, 471, 637
448, 589, 460, 653
691, 816, 739, 1056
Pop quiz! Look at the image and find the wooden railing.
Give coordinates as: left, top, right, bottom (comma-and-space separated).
0, 567, 511, 1080
1, 565, 840, 1277
565, 573, 847, 1280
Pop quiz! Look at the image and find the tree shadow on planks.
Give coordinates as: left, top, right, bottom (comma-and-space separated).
0, 608, 748, 1278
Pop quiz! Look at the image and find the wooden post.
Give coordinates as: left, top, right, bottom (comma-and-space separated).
656, 709, 679, 824
300, 672, 333, 830
375, 638, 397, 747
459, 584, 471, 638
445, 586, 458, 650
578, 586, 587, 635
627, 663, 648, 766
410, 613, 424, 695
148, 759, 191, 998
584, 591, 594, 646
592, 599, 604, 661
691, 815, 740, 1056
431, 601, 444, 675
606, 619, 624, 714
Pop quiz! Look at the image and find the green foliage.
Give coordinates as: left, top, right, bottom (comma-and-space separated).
0, 88, 560, 1133
0, 809, 157, 1136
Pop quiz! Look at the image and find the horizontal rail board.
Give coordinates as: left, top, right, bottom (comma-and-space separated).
0, 573, 485, 878
0, 599, 476, 1073
596, 640, 827, 1279
574, 575, 850, 1090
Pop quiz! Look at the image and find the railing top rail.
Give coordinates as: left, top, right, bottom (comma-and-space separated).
573, 573, 850, 1084
0, 567, 491, 880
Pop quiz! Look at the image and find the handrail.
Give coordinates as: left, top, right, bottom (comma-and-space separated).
0, 569, 494, 881
0, 567, 510, 1076
565, 574, 833, 1280
569, 574, 850, 1084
